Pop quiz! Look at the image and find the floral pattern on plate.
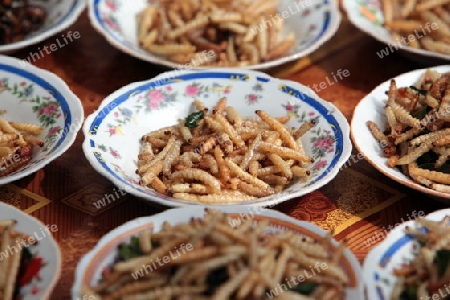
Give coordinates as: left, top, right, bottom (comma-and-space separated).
357, 0, 383, 26
185, 82, 233, 98
100, 0, 121, 33
280, 100, 335, 173
141, 86, 179, 110
0, 77, 64, 149
83, 69, 351, 207
244, 82, 266, 105
15, 248, 46, 300
0, 56, 83, 185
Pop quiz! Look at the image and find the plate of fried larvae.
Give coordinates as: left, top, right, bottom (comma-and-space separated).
0, 203, 61, 300
74, 207, 364, 300
352, 65, 450, 201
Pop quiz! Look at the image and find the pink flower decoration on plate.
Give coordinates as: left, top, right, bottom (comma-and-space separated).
248, 94, 258, 102
148, 90, 164, 109
103, 18, 119, 31
31, 285, 40, 295
49, 126, 61, 136
314, 138, 334, 149
111, 149, 119, 157
39, 103, 58, 116
105, 0, 117, 11
185, 85, 200, 97
368, 0, 381, 9
313, 160, 327, 169
166, 86, 173, 91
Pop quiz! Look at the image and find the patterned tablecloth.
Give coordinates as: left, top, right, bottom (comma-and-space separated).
1, 8, 447, 299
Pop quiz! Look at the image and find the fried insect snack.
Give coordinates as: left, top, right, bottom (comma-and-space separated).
85, 209, 348, 300
0, 0, 46, 45
368, 69, 450, 193
0, 219, 33, 300
137, 98, 314, 203
137, 0, 296, 67
391, 216, 450, 300
380, 0, 450, 54
0, 116, 44, 177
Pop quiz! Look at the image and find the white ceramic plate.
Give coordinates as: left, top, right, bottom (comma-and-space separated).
88, 0, 341, 70
72, 206, 365, 299
82, 68, 351, 207
0, 0, 85, 54
0, 55, 84, 184
343, 0, 450, 63
364, 208, 450, 300
0, 201, 61, 300
351, 65, 450, 200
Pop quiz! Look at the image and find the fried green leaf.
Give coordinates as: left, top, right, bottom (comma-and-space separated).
185, 110, 204, 128
289, 282, 318, 295
409, 86, 427, 96
435, 249, 450, 278
399, 285, 417, 300
118, 236, 143, 261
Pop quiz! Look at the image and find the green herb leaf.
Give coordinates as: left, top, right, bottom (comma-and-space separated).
185, 111, 204, 128
409, 86, 427, 96
417, 151, 450, 174
14, 247, 34, 298
419, 163, 450, 174
399, 286, 417, 300
435, 249, 450, 278
118, 236, 143, 261
417, 151, 438, 166
21, 247, 33, 264
289, 283, 318, 295
205, 267, 229, 295
412, 106, 428, 120
151, 240, 160, 249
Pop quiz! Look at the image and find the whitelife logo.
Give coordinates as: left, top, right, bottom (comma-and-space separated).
131, 243, 194, 280
251, 0, 312, 35
0, 225, 58, 261
376, 22, 438, 58
21, 31, 81, 66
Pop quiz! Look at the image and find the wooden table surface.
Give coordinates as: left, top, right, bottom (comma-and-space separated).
3, 6, 449, 300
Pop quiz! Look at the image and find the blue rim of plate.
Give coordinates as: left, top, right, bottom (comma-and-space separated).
86, 71, 345, 204
364, 207, 443, 300
314, 0, 331, 47
371, 227, 429, 299
92, 0, 332, 59
0, 64, 72, 154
